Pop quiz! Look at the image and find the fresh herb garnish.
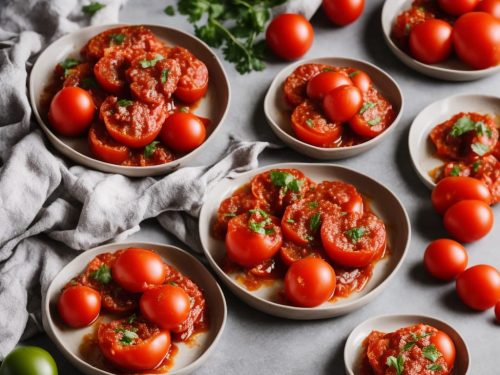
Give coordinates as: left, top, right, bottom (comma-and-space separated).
139, 54, 164, 68
471, 142, 489, 156
128, 313, 137, 324
359, 102, 376, 115
427, 364, 443, 371
349, 70, 360, 78
368, 117, 381, 126
472, 161, 481, 173
449, 165, 461, 176
59, 58, 79, 77
309, 213, 321, 232
450, 116, 492, 138
248, 209, 274, 235
224, 212, 237, 218
286, 219, 295, 224
109, 33, 125, 45
270, 171, 303, 193
179, 107, 189, 113
386, 355, 404, 375
164, 5, 175, 15
117, 99, 133, 107
322, 68, 333, 72
90, 265, 112, 284
422, 344, 441, 363
80, 76, 98, 89
168, 281, 178, 286
82, 2, 105, 15
305, 118, 314, 127
115, 328, 139, 346
345, 226, 366, 243
160, 69, 169, 84
144, 141, 160, 158
404, 332, 432, 351
308, 201, 318, 209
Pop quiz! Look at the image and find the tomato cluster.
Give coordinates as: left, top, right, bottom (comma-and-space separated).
393, 0, 500, 69
57, 248, 207, 372
47, 26, 209, 167
362, 324, 455, 375
213, 168, 387, 307
284, 64, 395, 148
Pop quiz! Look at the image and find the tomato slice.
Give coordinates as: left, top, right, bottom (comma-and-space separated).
321, 211, 386, 268
97, 317, 170, 371
279, 241, 324, 266
470, 155, 500, 204
101, 96, 167, 148
291, 100, 343, 147
305, 181, 364, 213
283, 63, 335, 107
168, 47, 209, 103
88, 122, 130, 165
121, 143, 175, 167
94, 49, 138, 95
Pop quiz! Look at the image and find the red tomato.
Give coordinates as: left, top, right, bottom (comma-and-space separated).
266, 14, 314, 60
456, 264, 500, 310
322, 0, 365, 26
97, 317, 170, 371
225, 210, 283, 267
48, 87, 95, 136
112, 248, 167, 293
140, 285, 191, 330
477, 0, 500, 19
432, 176, 492, 215
284, 257, 336, 307
168, 47, 209, 103
423, 239, 468, 281
160, 112, 206, 153
495, 301, 500, 322
453, 12, 500, 69
409, 19, 453, 64
88, 122, 130, 165
347, 69, 372, 93
437, 0, 480, 15
443, 200, 494, 242
430, 330, 456, 369
348, 113, 385, 139
306, 71, 352, 101
323, 85, 363, 122
58, 285, 101, 328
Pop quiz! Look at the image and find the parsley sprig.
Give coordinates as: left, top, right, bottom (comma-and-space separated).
270, 171, 304, 193
345, 226, 366, 243
82, 2, 105, 15
90, 265, 112, 284
59, 58, 79, 77
386, 355, 404, 375
248, 209, 274, 235
114, 328, 139, 346
450, 116, 493, 138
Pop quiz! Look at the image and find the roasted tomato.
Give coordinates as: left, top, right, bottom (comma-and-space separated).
470, 155, 500, 204
279, 241, 324, 266
305, 180, 364, 213
94, 49, 139, 95
391, 1, 438, 49
168, 47, 209, 103
88, 122, 130, 165
284, 63, 333, 107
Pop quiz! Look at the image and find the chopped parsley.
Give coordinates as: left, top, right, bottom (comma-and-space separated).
422, 344, 441, 363
179, 107, 189, 113
117, 99, 133, 107
471, 142, 489, 156
127, 313, 137, 324
309, 213, 321, 232
449, 165, 461, 176
349, 70, 360, 77
114, 328, 139, 346
308, 201, 318, 209
248, 209, 274, 235
359, 102, 376, 115
224, 212, 237, 218
269, 171, 304, 193
427, 364, 443, 371
305, 118, 314, 128
139, 54, 164, 68
144, 141, 160, 158
322, 68, 333, 72
80, 76, 98, 89
90, 265, 112, 284
59, 58, 79, 77
286, 219, 295, 224
403, 332, 432, 351
386, 355, 404, 375
345, 226, 366, 243
450, 116, 493, 138
160, 69, 169, 84
472, 161, 481, 173
164, 5, 175, 15
82, 2, 105, 15
368, 117, 381, 126
109, 33, 125, 45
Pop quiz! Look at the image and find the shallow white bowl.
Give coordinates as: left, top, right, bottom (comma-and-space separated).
199, 163, 411, 320
264, 57, 404, 160
29, 24, 230, 177
344, 314, 470, 375
43, 242, 226, 375
408, 94, 500, 189
382, 0, 500, 81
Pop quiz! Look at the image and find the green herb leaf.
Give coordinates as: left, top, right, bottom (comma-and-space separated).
386, 355, 404, 375
269, 171, 303, 193
82, 2, 105, 15
164, 5, 175, 16
179, 107, 189, 113
224, 213, 237, 218
403, 341, 416, 351
449, 165, 461, 176
422, 344, 441, 363
310, 213, 321, 232
248, 209, 273, 235
368, 117, 381, 126
139, 54, 164, 68
160, 69, 169, 84
80, 76, 98, 89
308, 201, 318, 209
450, 116, 492, 138
359, 102, 376, 115
144, 141, 160, 158
117, 99, 133, 107
322, 68, 333, 72
109, 33, 125, 45
404, 332, 432, 351
168, 281, 178, 286
427, 364, 443, 371
128, 313, 137, 324
249, 208, 269, 218
115, 328, 139, 346
471, 142, 489, 156
305, 118, 314, 128
59, 58, 79, 71
472, 161, 481, 173
345, 226, 366, 243
90, 265, 112, 284
286, 219, 295, 224
349, 70, 360, 77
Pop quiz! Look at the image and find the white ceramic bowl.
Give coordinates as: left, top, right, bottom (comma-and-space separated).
29, 24, 230, 177
43, 242, 226, 375
199, 163, 411, 320
344, 314, 470, 374
382, 0, 500, 81
408, 94, 500, 189
264, 57, 404, 160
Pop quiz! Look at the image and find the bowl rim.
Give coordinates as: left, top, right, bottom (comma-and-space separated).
43, 241, 227, 375
29, 22, 231, 174
263, 56, 405, 155
344, 313, 471, 375
199, 162, 412, 315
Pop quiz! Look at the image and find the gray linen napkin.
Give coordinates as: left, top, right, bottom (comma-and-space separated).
0, 0, 320, 359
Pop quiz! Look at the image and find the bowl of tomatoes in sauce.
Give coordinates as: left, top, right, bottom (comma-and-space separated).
43, 242, 226, 375
30, 24, 230, 177
264, 57, 403, 160
199, 163, 411, 319
344, 314, 470, 375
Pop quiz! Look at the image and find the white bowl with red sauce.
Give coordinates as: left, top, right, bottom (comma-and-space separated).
264, 57, 404, 160
198, 163, 411, 320
344, 314, 470, 375
29, 24, 230, 177
382, 0, 500, 81
43, 242, 227, 375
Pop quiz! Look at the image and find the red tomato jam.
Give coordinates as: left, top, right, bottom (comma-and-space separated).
213, 168, 389, 305
429, 112, 500, 204
360, 324, 452, 375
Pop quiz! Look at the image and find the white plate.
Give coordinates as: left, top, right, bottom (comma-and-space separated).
29, 24, 230, 177
382, 0, 500, 81
43, 242, 226, 375
344, 314, 470, 375
199, 163, 411, 320
264, 57, 404, 160
408, 94, 500, 189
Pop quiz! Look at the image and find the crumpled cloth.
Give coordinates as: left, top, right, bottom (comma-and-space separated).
0, 0, 320, 359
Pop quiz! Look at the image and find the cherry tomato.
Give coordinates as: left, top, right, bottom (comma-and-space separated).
322, 0, 365, 26
432, 176, 492, 215
423, 239, 468, 281
323, 85, 363, 122
453, 12, 500, 70
225, 210, 283, 267
409, 19, 453, 64
430, 330, 456, 369
306, 71, 352, 101
284, 257, 336, 307
112, 248, 167, 293
48, 87, 95, 136
160, 112, 206, 153
477, 0, 500, 19
58, 285, 101, 328
495, 301, 500, 322
88, 122, 130, 165
140, 285, 191, 330
443, 200, 494, 242
456, 264, 500, 310
437, 0, 480, 15
266, 13, 314, 60
347, 69, 372, 93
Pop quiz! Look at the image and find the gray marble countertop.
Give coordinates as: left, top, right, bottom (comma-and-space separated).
25, 0, 500, 373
